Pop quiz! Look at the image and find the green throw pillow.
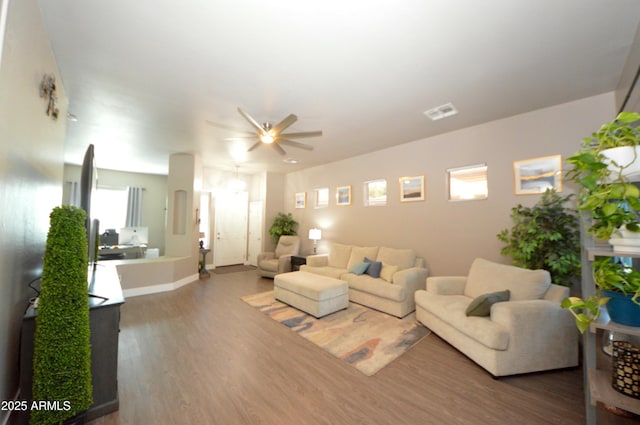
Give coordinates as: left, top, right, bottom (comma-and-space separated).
465, 289, 510, 317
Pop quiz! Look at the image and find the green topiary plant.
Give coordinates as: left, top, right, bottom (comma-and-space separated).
32, 206, 93, 425
497, 189, 581, 287
268, 212, 298, 243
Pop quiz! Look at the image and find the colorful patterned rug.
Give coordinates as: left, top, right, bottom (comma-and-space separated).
241, 291, 430, 376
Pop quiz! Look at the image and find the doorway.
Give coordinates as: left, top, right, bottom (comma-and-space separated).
213, 191, 248, 267
247, 201, 263, 266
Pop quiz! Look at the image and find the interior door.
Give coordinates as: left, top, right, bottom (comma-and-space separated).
214, 191, 248, 267
247, 201, 263, 266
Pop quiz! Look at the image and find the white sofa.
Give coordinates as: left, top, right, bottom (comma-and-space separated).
300, 243, 428, 318
414, 258, 579, 377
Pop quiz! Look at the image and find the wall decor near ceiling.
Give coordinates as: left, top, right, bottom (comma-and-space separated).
336, 185, 351, 206
513, 155, 562, 195
39, 74, 59, 120
315, 188, 329, 208
448, 164, 488, 201
399, 176, 425, 202
295, 192, 306, 209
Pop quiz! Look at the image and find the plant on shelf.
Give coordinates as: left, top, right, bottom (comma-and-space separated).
562, 257, 640, 332
562, 112, 640, 332
32, 206, 93, 425
565, 111, 640, 240
497, 189, 580, 288
268, 212, 298, 243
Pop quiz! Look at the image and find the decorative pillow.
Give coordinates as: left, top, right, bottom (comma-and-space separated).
346, 246, 380, 272
465, 290, 511, 317
350, 262, 370, 275
364, 257, 382, 278
380, 263, 398, 283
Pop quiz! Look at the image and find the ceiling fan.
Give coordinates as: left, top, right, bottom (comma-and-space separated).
220, 107, 322, 156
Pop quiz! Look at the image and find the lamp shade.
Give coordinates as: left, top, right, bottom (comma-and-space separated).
308, 228, 322, 241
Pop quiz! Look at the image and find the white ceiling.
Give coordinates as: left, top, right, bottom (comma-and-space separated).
37, 0, 640, 176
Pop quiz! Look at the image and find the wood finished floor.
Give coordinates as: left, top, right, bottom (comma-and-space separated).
88, 270, 638, 425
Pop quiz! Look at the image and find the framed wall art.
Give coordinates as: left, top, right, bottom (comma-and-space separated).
399, 175, 425, 202
315, 187, 329, 208
513, 155, 562, 195
336, 185, 351, 206
295, 192, 306, 209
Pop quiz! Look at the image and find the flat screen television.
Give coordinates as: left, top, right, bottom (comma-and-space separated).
80, 144, 98, 267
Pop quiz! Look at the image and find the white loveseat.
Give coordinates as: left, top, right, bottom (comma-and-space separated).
300, 243, 428, 318
414, 258, 579, 377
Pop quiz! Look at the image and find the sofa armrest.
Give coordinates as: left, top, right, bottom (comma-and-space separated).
257, 252, 275, 262
306, 254, 328, 267
393, 267, 429, 292
543, 283, 570, 303
277, 255, 293, 273
491, 300, 576, 340
426, 276, 466, 295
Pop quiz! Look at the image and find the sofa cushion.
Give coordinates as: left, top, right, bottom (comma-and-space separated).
465, 290, 511, 317
328, 243, 352, 269
464, 258, 550, 301
364, 257, 382, 278
258, 258, 278, 272
415, 291, 510, 350
350, 262, 370, 275
299, 265, 346, 279
343, 273, 406, 302
380, 263, 399, 283
376, 247, 416, 271
346, 246, 380, 271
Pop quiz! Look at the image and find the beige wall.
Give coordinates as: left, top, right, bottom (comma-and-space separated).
285, 93, 617, 277
0, 0, 67, 406
64, 164, 168, 254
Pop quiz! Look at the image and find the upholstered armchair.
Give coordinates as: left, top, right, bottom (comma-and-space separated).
256, 235, 301, 278
414, 258, 579, 376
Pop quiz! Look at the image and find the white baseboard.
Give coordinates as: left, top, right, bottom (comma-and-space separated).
1, 388, 19, 425
123, 273, 199, 298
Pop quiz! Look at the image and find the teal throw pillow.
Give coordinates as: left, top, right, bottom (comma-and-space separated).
350, 262, 370, 275
364, 257, 382, 278
465, 289, 511, 317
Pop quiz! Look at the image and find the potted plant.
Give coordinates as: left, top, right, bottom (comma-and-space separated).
562, 257, 640, 332
268, 212, 298, 243
497, 189, 580, 288
32, 206, 93, 425
566, 111, 640, 242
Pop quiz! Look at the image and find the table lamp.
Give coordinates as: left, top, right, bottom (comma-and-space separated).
309, 228, 322, 254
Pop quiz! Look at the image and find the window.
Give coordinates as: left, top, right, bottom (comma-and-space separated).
364, 179, 387, 206
91, 187, 128, 233
315, 188, 329, 208
448, 164, 488, 201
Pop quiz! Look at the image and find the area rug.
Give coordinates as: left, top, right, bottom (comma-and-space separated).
241, 291, 430, 376
212, 265, 256, 274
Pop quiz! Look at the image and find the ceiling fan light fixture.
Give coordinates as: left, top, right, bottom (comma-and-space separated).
260, 133, 275, 144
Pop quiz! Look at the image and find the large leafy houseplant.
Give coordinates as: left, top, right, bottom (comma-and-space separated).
268, 212, 298, 243
497, 189, 580, 287
32, 206, 93, 424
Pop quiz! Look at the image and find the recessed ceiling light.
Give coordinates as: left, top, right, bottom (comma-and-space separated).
424, 103, 458, 121
283, 158, 299, 164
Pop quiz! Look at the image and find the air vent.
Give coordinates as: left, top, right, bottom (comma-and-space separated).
424, 102, 458, 121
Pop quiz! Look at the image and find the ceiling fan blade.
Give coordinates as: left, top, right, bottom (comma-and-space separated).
271, 114, 298, 136
273, 143, 287, 156
279, 130, 322, 139
247, 141, 262, 152
224, 136, 260, 142
278, 139, 314, 151
237, 107, 266, 134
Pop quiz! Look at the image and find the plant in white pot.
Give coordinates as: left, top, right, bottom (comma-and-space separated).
566, 111, 640, 248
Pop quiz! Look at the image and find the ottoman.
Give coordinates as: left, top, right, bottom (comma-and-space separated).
274, 271, 349, 318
